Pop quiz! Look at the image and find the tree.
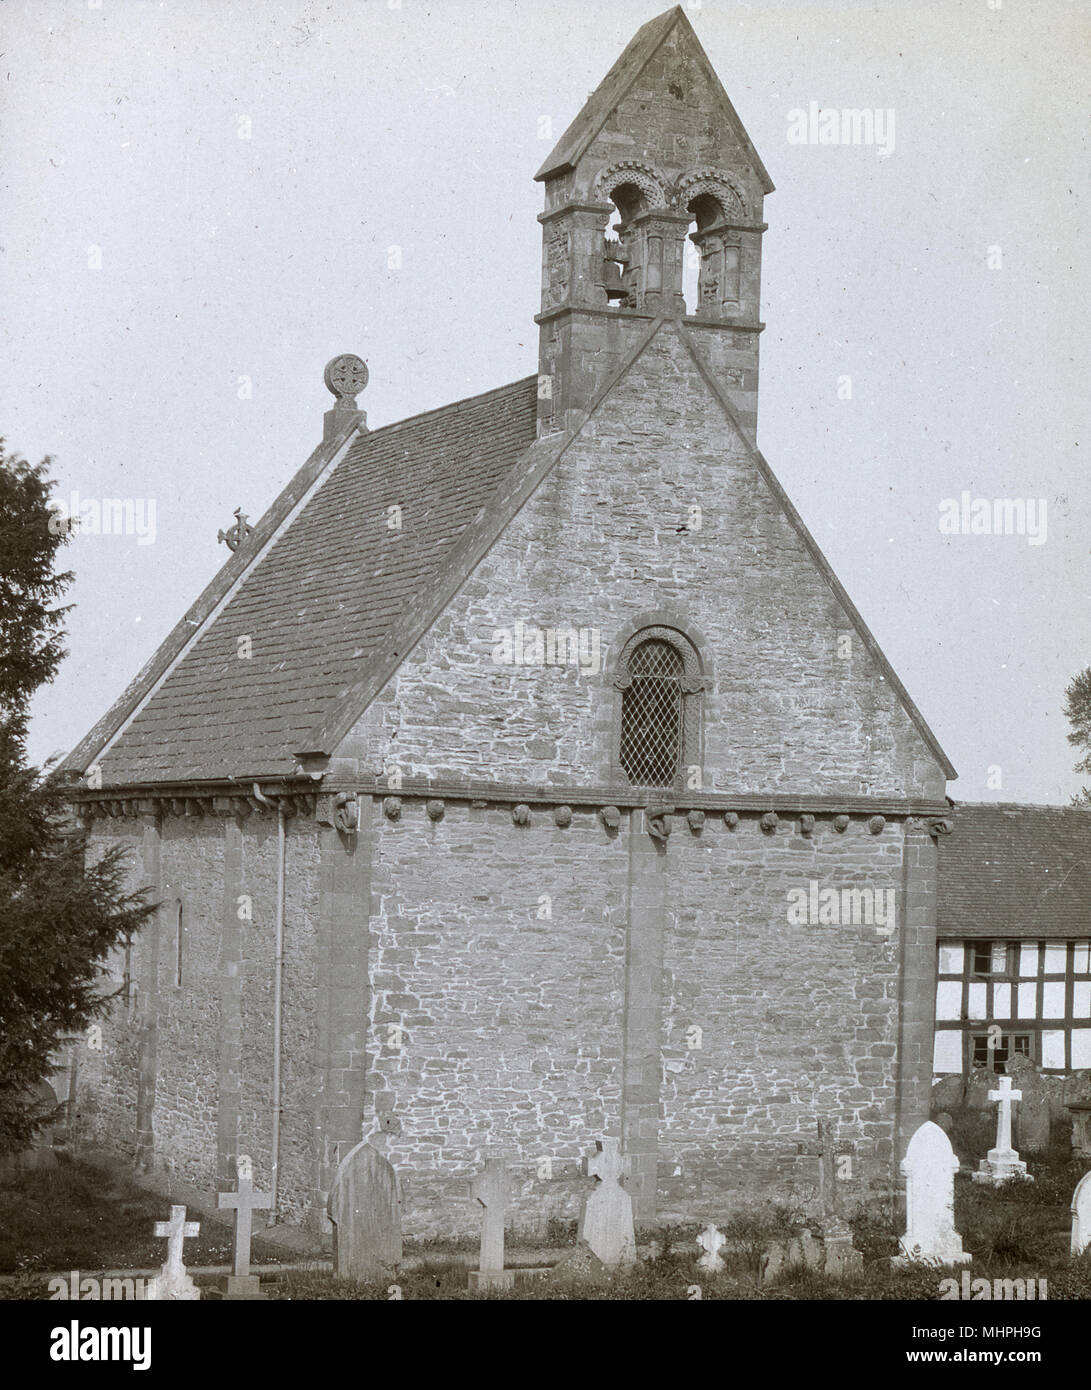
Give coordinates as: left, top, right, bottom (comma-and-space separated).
0, 442, 154, 1155
1063, 667, 1091, 806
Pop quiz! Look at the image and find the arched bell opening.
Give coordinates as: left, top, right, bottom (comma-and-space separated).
685, 192, 741, 320
602, 181, 648, 308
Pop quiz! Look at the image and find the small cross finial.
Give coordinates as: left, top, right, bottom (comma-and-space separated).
218, 507, 253, 551
323, 353, 369, 405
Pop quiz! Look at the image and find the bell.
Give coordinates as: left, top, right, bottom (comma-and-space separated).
601, 259, 626, 300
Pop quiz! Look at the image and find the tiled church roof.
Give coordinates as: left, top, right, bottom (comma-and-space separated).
938, 802, 1091, 939
68, 377, 538, 785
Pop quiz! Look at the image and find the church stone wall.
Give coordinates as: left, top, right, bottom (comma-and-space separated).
366, 801, 628, 1239
73, 815, 322, 1226
659, 814, 904, 1216
343, 800, 916, 1234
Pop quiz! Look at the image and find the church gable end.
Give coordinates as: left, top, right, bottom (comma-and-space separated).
337, 318, 949, 802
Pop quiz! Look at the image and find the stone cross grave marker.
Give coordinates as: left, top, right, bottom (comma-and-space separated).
468, 1156, 515, 1291
579, 1137, 637, 1269
895, 1121, 971, 1267
327, 1138, 402, 1282
209, 1166, 272, 1299
1072, 1170, 1091, 1257
974, 1074, 1029, 1185
148, 1205, 201, 1300
696, 1223, 726, 1273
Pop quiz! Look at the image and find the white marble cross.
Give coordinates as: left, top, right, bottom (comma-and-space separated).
154, 1204, 200, 1272
218, 1172, 272, 1279
470, 1157, 513, 1276
149, 1204, 202, 1299
579, 1138, 636, 1268
988, 1075, 1021, 1157
696, 1223, 726, 1273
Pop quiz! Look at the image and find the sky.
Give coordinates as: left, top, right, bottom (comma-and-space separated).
2, 0, 1089, 804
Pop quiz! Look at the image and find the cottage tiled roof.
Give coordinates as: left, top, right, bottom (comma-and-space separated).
70, 376, 538, 786
938, 802, 1091, 939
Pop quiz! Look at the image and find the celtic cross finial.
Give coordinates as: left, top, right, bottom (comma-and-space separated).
218, 507, 253, 551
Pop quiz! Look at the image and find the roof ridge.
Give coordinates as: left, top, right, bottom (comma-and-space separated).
63, 378, 539, 781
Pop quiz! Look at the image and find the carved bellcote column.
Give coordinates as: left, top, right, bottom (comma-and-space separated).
689, 222, 742, 322
629, 209, 690, 316
538, 203, 615, 312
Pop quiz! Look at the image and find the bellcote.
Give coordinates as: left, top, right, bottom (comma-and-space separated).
534, 6, 773, 439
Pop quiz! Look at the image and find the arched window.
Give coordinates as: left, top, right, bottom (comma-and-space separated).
615, 627, 705, 788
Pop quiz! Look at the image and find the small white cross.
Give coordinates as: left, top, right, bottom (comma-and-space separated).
988, 1074, 1022, 1155
154, 1205, 200, 1273
696, 1223, 726, 1273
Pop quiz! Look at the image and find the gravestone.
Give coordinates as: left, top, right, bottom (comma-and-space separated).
759, 1229, 822, 1284
1007, 1053, 1051, 1153
973, 1074, 1030, 1185
0, 1080, 60, 1179
799, 1120, 863, 1276
468, 1157, 515, 1291
578, 1138, 637, 1269
895, 1121, 971, 1266
545, 1240, 607, 1285
695, 1223, 726, 1273
147, 1205, 201, 1300
326, 1138, 402, 1282
1072, 1170, 1091, 1257
207, 1168, 272, 1300
1068, 1102, 1091, 1159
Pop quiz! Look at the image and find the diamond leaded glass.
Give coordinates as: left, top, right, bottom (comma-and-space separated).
620, 638, 684, 787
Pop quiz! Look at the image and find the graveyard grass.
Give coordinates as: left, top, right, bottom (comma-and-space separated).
0, 1156, 291, 1288
3, 1151, 1090, 1300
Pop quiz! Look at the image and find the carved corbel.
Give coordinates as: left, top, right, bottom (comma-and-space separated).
646, 801, 674, 840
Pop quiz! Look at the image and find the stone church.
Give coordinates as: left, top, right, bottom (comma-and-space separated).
60, 7, 956, 1237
